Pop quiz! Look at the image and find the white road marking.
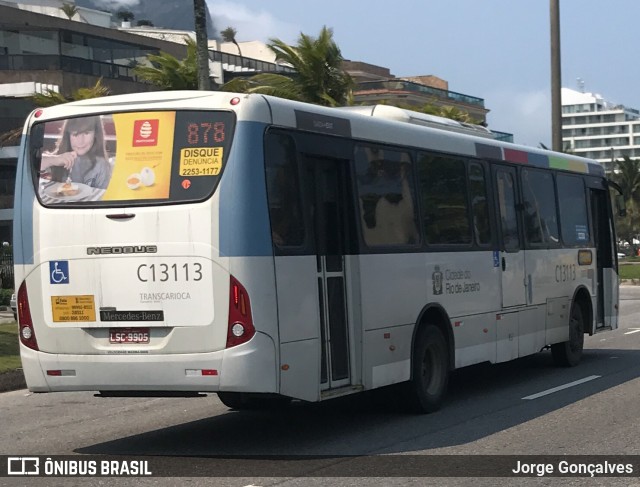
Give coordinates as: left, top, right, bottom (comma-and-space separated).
522, 375, 601, 400
625, 329, 640, 335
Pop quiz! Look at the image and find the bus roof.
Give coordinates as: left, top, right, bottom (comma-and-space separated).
27, 90, 605, 178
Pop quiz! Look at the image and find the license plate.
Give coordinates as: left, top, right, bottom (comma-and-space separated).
109, 328, 150, 344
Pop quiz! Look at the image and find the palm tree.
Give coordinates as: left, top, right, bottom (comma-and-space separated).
60, 3, 78, 20
133, 37, 198, 90
115, 9, 134, 24
611, 156, 640, 252
31, 78, 111, 107
221, 27, 243, 65
221, 26, 354, 107
0, 79, 111, 147
612, 156, 640, 202
193, 0, 210, 90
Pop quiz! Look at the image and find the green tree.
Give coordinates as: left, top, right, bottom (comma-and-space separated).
31, 78, 110, 107
221, 26, 243, 59
0, 79, 111, 147
222, 26, 354, 107
611, 156, 640, 252
436, 105, 478, 124
60, 3, 78, 20
115, 9, 134, 23
133, 37, 198, 90
193, 0, 210, 90
612, 156, 640, 202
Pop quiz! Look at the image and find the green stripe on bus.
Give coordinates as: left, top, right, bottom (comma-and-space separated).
548, 156, 588, 173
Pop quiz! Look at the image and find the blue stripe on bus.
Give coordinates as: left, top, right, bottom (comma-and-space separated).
527, 152, 549, 167
219, 121, 273, 257
13, 134, 35, 265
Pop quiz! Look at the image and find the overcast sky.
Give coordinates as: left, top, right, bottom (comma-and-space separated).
206, 0, 640, 148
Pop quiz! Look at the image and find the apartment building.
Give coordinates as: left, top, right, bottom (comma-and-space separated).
562, 87, 640, 166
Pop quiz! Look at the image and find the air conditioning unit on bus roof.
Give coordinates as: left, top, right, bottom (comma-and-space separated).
337, 105, 494, 139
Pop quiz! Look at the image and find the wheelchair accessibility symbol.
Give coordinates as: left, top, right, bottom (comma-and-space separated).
49, 261, 69, 284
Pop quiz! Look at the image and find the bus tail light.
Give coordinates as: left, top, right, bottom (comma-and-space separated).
227, 275, 255, 348
17, 282, 39, 351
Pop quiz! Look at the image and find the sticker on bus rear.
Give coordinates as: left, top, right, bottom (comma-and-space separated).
51, 295, 96, 322
50, 261, 69, 284
179, 147, 223, 176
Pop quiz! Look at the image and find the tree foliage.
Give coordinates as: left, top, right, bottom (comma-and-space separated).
60, 3, 78, 20
133, 37, 198, 90
30, 78, 111, 107
221, 26, 243, 59
221, 26, 354, 107
611, 156, 640, 251
0, 79, 111, 147
115, 9, 134, 22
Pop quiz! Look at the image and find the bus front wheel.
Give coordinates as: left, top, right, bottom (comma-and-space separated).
551, 302, 585, 367
406, 324, 449, 413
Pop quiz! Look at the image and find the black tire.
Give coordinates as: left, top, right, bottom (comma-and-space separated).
13, 312, 17, 321
551, 302, 585, 367
217, 392, 246, 409
217, 392, 291, 410
406, 325, 450, 413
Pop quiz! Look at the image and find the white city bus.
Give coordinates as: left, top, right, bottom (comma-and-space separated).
13, 91, 621, 413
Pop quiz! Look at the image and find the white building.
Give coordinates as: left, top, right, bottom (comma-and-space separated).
562, 87, 640, 166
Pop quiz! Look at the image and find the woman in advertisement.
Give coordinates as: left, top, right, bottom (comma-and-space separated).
40, 116, 112, 190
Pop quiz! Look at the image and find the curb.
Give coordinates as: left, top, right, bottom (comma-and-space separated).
0, 369, 26, 393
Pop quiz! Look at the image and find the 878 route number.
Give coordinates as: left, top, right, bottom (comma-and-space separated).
137, 262, 203, 282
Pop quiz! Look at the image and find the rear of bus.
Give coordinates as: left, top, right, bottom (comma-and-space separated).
13, 92, 280, 394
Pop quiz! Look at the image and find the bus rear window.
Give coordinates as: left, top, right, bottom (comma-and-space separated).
29, 110, 235, 206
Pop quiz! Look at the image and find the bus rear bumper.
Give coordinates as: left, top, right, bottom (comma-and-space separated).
19, 332, 277, 393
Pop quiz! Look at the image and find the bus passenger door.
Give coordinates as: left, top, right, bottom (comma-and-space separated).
494, 166, 526, 308
591, 188, 618, 330
304, 156, 352, 391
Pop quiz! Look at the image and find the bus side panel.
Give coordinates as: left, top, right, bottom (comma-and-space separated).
603, 267, 619, 329
13, 131, 36, 282
280, 340, 320, 401
358, 252, 501, 377
527, 248, 595, 346
545, 296, 570, 345
273, 256, 321, 401
364, 324, 412, 389
218, 122, 281, 393
218, 121, 272, 258
453, 313, 497, 367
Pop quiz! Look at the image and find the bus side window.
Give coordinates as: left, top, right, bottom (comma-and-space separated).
468, 162, 491, 246
418, 153, 471, 245
557, 174, 590, 246
265, 133, 305, 248
521, 169, 560, 247
354, 145, 419, 247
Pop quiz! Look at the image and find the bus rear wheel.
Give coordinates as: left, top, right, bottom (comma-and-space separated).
406, 325, 449, 413
217, 392, 291, 410
551, 302, 585, 367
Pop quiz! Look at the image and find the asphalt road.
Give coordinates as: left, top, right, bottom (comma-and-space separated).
2, 287, 640, 486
